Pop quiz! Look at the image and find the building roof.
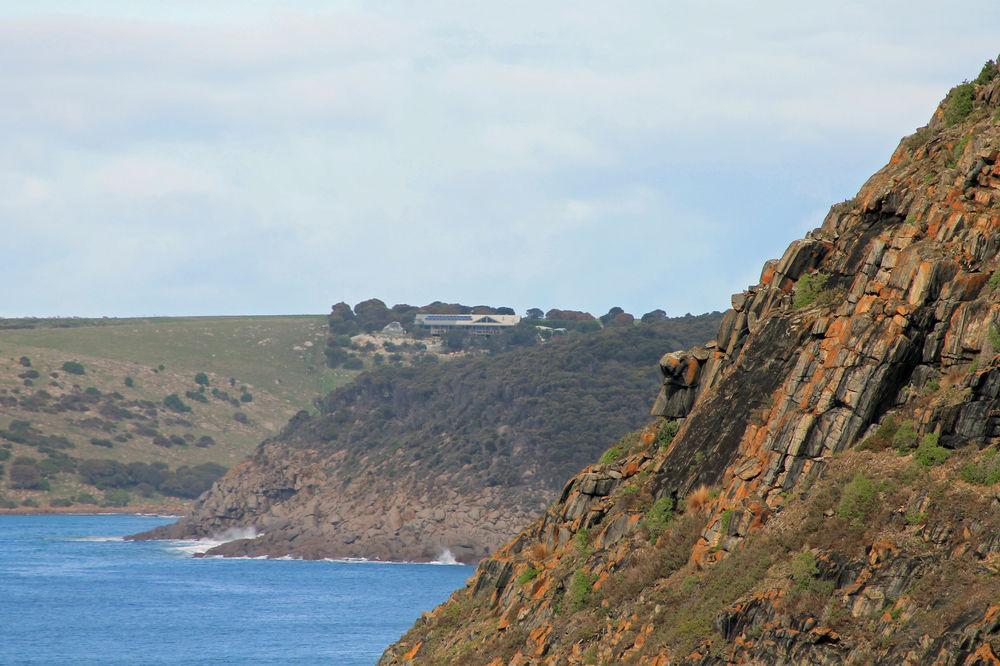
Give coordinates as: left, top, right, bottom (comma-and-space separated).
414, 313, 521, 326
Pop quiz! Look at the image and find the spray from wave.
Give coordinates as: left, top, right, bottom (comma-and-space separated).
431, 548, 461, 565
166, 527, 260, 556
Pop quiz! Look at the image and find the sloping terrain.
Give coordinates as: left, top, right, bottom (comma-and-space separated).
131, 314, 722, 562
379, 65, 1000, 664
0, 316, 357, 511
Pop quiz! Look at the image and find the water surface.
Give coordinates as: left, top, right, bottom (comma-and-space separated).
0, 514, 472, 665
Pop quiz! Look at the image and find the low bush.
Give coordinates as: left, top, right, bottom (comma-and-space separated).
124, 376, 134, 388
975, 60, 998, 85
598, 446, 623, 465
989, 269, 1000, 291
892, 420, 919, 451
959, 447, 1000, 485
517, 567, 540, 586
989, 324, 1000, 352
836, 474, 882, 524
163, 394, 192, 413
657, 420, 680, 449
19, 356, 31, 367
793, 273, 830, 309
568, 570, 598, 611
914, 433, 950, 466
643, 496, 675, 539
49, 497, 74, 508
185, 390, 208, 403
61, 361, 86, 375
195, 435, 216, 448
102, 489, 131, 507
943, 82, 975, 127
194, 372, 210, 386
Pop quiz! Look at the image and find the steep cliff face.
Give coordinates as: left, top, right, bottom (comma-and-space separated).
379, 67, 1000, 664
130, 317, 720, 562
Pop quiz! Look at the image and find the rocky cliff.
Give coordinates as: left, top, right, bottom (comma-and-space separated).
130, 316, 720, 562
379, 65, 1000, 664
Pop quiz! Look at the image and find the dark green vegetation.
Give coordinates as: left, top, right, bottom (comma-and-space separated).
292, 314, 721, 494
324, 298, 699, 367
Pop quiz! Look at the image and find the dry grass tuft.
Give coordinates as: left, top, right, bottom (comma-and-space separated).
528, 541, 550, 563
685, 485, 711, 514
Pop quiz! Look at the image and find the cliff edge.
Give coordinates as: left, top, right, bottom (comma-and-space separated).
379, 64, 1000, 665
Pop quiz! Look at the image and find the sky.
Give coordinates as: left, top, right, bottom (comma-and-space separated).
2, 2, 999, 318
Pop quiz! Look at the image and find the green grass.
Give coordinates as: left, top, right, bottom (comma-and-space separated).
0, 316, 354, 408
0, 316, 361, 508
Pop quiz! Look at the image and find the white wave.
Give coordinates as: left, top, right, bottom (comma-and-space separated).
70, 536, 124, 542
165, 527, 261, 557
431, 548, 461, 565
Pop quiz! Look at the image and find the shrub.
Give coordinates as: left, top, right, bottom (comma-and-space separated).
517, 567, 540, 586
21, 498, 39, 508
19, 369, 40, 380
959, 448, 1000, 485
163, 394, 191, 413
49, 497, 74, 508
0, 496, 17, 509
9, 462, 48, 490
975, 60, 998, 86
61, 361, 86, 375
195, 435, 216, 448
989, 270, 1000, 291
0, 448, 10, 462
989, 324, 1000, 353
568, 570, 597, 611
790, 551, 819, 590
102, 489, 131, 507
793, 273, 830, 309
836, 474, 881, 524
643, 496, 675, 538
719, 508, 735, 535
19, 356, 31, 367
657, 420, 680, 449
892, 420, 919, 451
240, 391, 253, 403
343, 356, 365, 370
124, 376, 134, 388
75, 493, 99, 505
943, 82, 975, 127
233, 412, 249, 424
914, 433, 950, 466
185, 390, 208, 403
859, 417, 900, 451
575, 528, 593, 558
598, 446, 623, 465
194, 372, 210, 386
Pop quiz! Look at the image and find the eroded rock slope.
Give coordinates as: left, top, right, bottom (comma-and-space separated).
380, 66, 1000, 665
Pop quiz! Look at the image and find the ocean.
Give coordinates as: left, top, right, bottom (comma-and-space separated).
0, 514, 473, 665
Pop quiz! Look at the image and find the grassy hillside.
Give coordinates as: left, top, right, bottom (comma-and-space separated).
0, 316, 358, 511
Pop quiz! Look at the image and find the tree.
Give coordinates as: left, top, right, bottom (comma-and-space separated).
641, 309, 667, 323
163, 394, 192, 413
62, 361, 86, 375
496, 307, 516, 315
526, 308, 544, 320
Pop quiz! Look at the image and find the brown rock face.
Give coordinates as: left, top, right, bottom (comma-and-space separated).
380, 69, 1000, 663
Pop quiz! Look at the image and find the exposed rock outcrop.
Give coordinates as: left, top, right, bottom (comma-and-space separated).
380, 66, 1000, 664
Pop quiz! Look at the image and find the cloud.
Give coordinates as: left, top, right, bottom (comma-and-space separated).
1, 1, 999, 317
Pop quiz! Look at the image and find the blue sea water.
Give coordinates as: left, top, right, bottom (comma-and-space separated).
0, 514, 473, 665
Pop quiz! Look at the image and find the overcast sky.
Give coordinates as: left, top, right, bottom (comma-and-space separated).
2, 2, 998, 318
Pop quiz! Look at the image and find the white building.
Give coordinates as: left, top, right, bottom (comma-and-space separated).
414, 313, 521, 336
